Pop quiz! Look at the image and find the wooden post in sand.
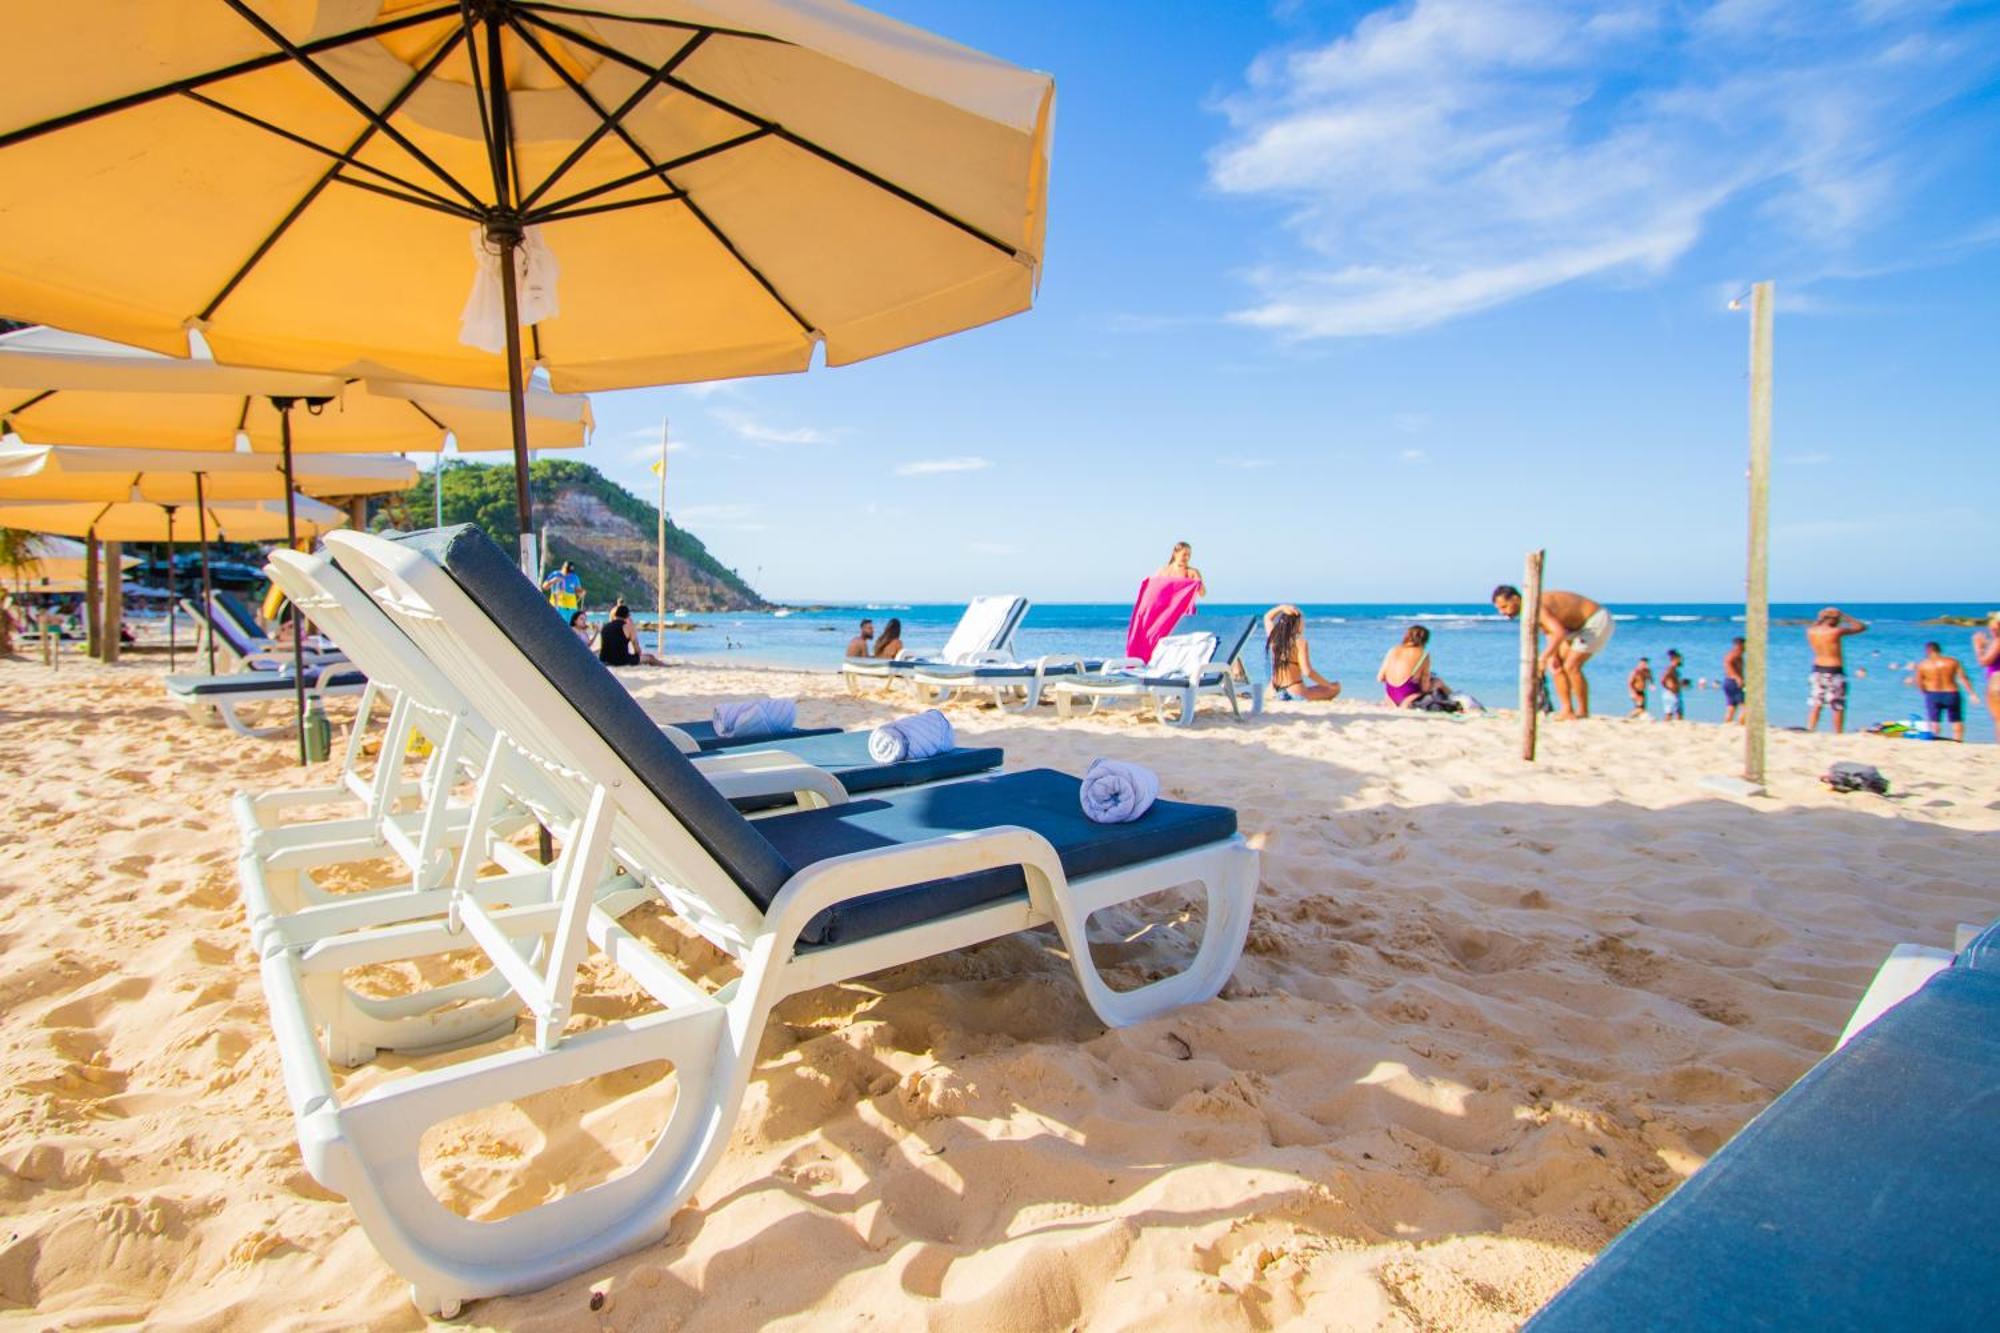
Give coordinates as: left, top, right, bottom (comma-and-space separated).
101, 541, 122, 664
1743, 281, 1774, 789
84, 531, 101, 658
1521, 549, 1545, 761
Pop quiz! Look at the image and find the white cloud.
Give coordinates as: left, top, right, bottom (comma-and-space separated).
676, 379, 748, 400
1210, 0, 1999, 338
1398, 447, 1428, 463
711, 407, 835, 446
894, 456, 993, 476
621, 432, 690, 464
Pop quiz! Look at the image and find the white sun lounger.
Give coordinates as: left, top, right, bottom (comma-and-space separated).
839, 594, 1027, 693
165, 660, 370, 737
1050, 616, 1265, 726
250, 525, 1256, 1316
182, 589, 345, 672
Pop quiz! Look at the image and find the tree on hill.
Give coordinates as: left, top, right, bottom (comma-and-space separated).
391, 459, 765, 610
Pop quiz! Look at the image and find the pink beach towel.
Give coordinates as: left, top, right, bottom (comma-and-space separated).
1126, 575, 1201, 661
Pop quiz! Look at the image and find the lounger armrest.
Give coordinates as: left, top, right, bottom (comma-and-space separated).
655, 723, 701, 754
1032, 655, 1084, 677
1102, 657, 1145, 672
764, 825, 1066, 948
694, 752, 849, 808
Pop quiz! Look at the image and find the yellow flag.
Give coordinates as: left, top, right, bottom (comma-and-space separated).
651, 458, 665, 476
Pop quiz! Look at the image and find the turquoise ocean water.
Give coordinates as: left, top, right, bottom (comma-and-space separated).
634, 600, 1997, 743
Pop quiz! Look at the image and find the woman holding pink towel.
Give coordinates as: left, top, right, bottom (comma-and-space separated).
1127, 542, 1206, 660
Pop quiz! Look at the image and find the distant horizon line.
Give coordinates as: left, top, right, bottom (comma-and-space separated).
757, 597, 1997, 611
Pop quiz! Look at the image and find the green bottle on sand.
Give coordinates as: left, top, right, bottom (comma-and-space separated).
304, 698, 332, 764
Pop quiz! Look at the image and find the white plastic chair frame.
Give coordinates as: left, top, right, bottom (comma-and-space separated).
839, 595, 1026, 696
246, 531, 1258, 1315
906, 650, 1088, 712
1051, 653, 1258, 728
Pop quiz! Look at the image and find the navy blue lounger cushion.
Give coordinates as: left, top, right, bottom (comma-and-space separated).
1525, 956, 2000, 1332
702, 730, 1004, 812
670, 718, 842, 752
757, 768, 1236, 949
167, 667, 366, 696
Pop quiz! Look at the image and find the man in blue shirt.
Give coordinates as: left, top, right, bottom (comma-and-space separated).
541, 560, 584, 614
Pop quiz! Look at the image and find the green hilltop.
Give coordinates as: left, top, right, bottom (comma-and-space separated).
395, 459, 766, 612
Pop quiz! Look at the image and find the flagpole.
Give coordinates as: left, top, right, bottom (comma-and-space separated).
655, 419, 669, 659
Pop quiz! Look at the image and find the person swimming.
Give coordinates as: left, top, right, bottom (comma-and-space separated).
1378, 626, 1433, 708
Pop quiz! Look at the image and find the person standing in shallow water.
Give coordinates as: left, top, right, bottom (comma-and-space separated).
1805, 607, 1867, 734
1722, 637, 1747, 724
1909, 642, 1978, 742
1974, 613, 2000, 744
1492, 585, 1614, 720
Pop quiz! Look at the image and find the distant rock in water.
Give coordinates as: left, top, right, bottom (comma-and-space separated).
1926, 615, 1983, 627
395, 459, 767, 611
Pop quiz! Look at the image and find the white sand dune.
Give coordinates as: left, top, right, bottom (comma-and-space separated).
2, 654, 1995, 1329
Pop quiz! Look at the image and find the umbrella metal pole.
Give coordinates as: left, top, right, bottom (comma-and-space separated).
195, 472, 217, 675
494, 223, 537, 576
277, 400, 309, 765
164, 506, 178, 672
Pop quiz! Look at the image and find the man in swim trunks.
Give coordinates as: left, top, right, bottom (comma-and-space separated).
1911, 642, 1977, 742
1493, 585, 1614, 719
1722, 637, 1746, 724
1627, 657, 1652, 718
1805, 607, 1866, 733
1659, 649, 1687, 721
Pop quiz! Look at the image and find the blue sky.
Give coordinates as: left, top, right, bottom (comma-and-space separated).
558, 0, 2000, 605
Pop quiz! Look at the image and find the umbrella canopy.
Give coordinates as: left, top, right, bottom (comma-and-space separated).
0, 3, 1053, 393
4, 534, 139, 584
0, 327, 592, 453
0, 443, 418, 502
0, 495, 346, 543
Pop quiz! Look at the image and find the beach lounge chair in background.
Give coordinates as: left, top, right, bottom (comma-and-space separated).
903, 647, 1105, 712
1050, 616, 1264, 726
839, 594, 1027, 694
1524, 917, 2000, 1332
250, 525, 1255, 1315
165, 660, 369, 737
183, 588, 344, 672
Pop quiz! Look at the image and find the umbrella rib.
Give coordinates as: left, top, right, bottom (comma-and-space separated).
195, 27, 471, 324
0, 5, 461, 153
515, 2, 785, 43
507, 13, 815, 335
519, 11, 1022, 260
517, 30, 711, 212
531, 128, 768, 217
218, 0, 488, 212
3, 388, 59, 425
328, 173, 485, 221
537, 192, 685, 224
178, 90, 471, 217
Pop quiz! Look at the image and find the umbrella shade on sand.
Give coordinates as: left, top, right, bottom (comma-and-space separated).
0, 2, 1053, 548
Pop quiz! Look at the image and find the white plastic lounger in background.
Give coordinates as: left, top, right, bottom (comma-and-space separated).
905, 649, 1091, 712
246, 528, 1256, 1316
839, 593, 1027, 694
166, 662, 370, 738
1051, 616, 1265, 727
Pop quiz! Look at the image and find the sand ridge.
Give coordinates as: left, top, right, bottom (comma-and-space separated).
2, 654, 1995, 1329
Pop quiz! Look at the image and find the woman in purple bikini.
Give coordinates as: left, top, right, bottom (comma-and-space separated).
1378, 625, 1435, 707
1975, 612, 2000, 744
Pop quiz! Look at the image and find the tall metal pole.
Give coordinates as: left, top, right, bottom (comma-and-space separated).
656, 419, 669, 658
195, 472, 218, 675
164, 505, 179, 672
1520, 549, 1545, 762
494, 225, 536, 576
277, 400, 309, 765
1744, 282, 1774, 788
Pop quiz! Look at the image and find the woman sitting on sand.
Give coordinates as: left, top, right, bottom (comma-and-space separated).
872, 617, 904, 659
597, 601, 663, 667
1378, 626, 1435, 708
1266, 605, 1340, 700
568, 609, 593, 646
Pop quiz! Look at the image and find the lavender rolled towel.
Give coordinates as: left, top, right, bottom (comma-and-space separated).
1079, 758, 1159, 823
869, 708, 955, 763
712, 697, 796, 740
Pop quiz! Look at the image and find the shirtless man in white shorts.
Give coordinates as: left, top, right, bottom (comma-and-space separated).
1493, 584, 1614, 720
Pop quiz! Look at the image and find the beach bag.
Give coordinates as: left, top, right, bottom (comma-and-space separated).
1821, 762, 1888, 795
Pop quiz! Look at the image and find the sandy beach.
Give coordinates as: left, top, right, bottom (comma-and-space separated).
3, 654, 1996, 1330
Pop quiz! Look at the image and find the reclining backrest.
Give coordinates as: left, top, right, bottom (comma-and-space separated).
213, 589, 268, 643
202, 592, 263, 657
1218, 616, 1259, 670
353, 527, 796, 915
266, 550, 459, 712
940, 594, 1026, 663
1147, 632, 1218, 680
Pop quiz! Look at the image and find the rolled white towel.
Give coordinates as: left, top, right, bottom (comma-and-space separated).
712, 697, 797, 739
869, 709, 955, 763
1079, 758, 1159, 823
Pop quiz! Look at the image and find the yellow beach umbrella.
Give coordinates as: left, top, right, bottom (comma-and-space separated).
6, 535, 139, 585
0, 494, 344, 670
0, 2, 1053, 553
0, 444, 418, 503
